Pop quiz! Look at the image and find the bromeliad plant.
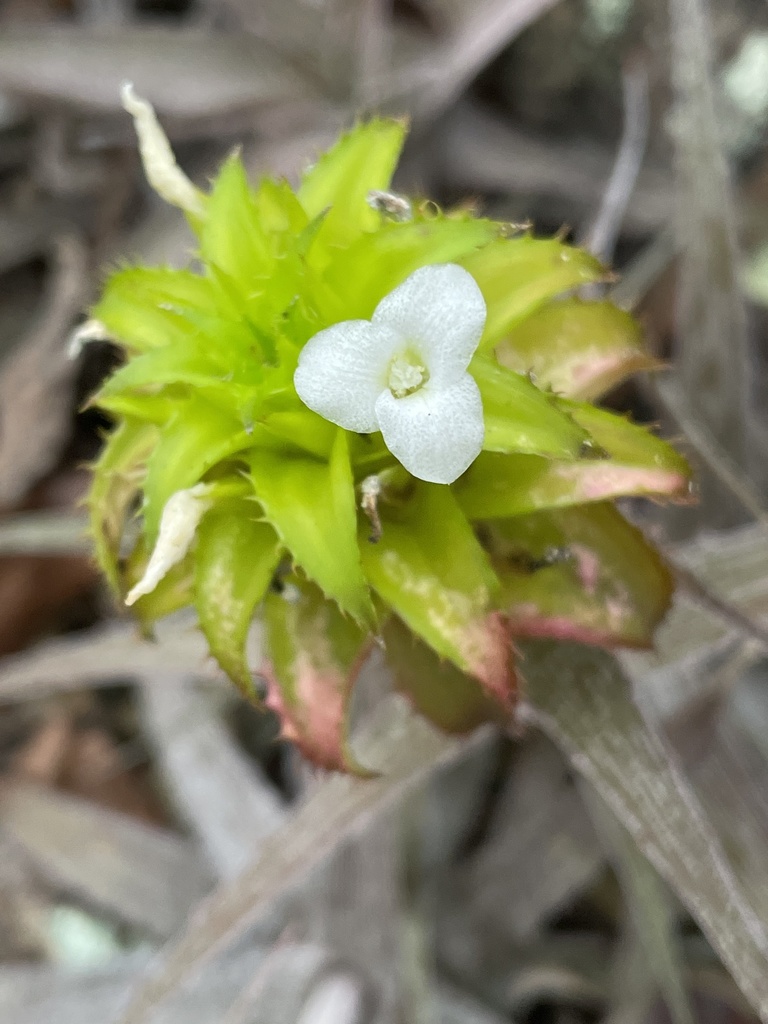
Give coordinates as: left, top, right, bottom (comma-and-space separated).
87, 87, 693, 771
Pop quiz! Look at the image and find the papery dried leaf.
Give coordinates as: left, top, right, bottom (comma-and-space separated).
125, 542, 195, 628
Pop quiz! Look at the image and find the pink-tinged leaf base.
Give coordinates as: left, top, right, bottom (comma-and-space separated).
262, 580, 373, 775
495, 298, 659, 401
489, 503, 674, 650
562, 351, 661, 402
457, 404, 694, 521
262, 651, 372, 774
454, 610, 516, 712
553, 463, 691, 505
507, 612, 653, 650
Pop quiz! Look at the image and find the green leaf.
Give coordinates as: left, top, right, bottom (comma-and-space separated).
360, 482, 514, 710
461, 236, 608, 351
195, 498, 283, 697
87, 418, 157, 594
487, 503, 674, 648
471, 355, 590, 458
318, 215, 500, 324
99, 306, 273, 396
92, 266, 218, 352
567, 401, 693, 481
457, 407, 693, 519
258, 408, 336, 460
263, 576, 372, 773
97, 339, 229, 398
382, 616, 502, 734
142, 397, 254, 543
299, 118, 407, 262
93, 393, 176, 425
496, 298, 658, 401
248, 429, 374, 625
253, 176, 309, 241
198, 154, 271, 289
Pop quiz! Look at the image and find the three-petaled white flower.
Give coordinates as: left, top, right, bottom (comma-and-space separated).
294, 264, 487, 485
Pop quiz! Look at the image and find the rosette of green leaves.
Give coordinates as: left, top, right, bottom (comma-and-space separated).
88, 119, 692, 771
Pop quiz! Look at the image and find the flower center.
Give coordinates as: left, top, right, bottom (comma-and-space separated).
387, 351, 429, 399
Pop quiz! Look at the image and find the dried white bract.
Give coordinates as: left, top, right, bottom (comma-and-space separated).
67, 318, 111, 360
125, 483, 213, 606
294, 264, 486, 484
121, 82, 206, 218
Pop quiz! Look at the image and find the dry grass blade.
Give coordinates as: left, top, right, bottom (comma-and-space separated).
445, 102, 671, 236
0, 615, 219, 702
0, 511, 89, 555
0, 29, 308, 119
521, 641, 768, 1020
581, 784, 694, 1024
141, 678, 286, 880
416, 0, 564, 120
602, 928, 657, 1024
581, 62, 650, 265
0, 947, 278, 1024
0, 783, 212, 938
633, 522, 768, 689
669, 0, 752, 521
0, 235, 88, 507
437, 984, 509, 1024
115, 697, 486, 1024
655, 375, 768, 528
459, 736, 603, 941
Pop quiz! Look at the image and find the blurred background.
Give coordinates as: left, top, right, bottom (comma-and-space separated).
2, 0, 768, 1022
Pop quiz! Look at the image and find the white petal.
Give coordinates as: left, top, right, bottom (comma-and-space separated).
125, 484, 212, 606
375, 374, 484, 484
294, 320, 400, 433
121, 83, 206, 217
372, 264, 486, 387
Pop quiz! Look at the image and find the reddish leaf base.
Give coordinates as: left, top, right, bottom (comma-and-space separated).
261, 654, 374, 776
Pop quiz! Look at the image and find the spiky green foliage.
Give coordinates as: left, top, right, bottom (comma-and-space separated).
88, 119, 693, 771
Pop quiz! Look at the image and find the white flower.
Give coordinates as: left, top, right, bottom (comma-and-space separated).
294, 264, 486, 484
125, 484, 212, 606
